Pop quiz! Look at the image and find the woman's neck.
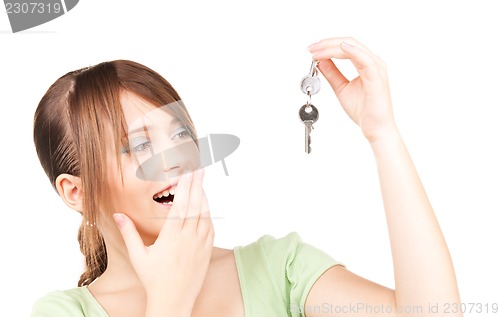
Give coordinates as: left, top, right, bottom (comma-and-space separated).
89, 221, 229, 294
89, 227, 144, 293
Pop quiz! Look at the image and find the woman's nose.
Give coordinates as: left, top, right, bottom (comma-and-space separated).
135, 138, 200, 181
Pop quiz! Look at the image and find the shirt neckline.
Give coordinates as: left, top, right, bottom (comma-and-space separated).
82, 285, 110, 316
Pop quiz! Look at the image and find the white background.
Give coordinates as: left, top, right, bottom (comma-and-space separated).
1, 0, 499, 315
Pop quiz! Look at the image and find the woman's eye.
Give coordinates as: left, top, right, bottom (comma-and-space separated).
133, 142, 151, 152
130, 136, 151, 152
171, 126, 190, 140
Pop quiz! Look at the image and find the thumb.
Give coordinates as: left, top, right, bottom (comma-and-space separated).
113, 213, 145, 259
317, 59, 349, 97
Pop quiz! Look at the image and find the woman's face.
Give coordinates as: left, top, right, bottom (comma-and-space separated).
104, 90, 199, 244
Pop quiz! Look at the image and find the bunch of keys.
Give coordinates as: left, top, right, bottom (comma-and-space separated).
299, 59, 320, 154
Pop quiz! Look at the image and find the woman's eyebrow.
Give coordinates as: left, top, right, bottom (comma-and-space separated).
127, 125, 150, 136
126, 117, 180, 136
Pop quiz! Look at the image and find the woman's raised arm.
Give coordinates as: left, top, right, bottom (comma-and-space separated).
304, 37, 462, 317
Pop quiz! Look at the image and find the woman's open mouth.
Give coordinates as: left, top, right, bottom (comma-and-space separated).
153, 186, 176, 205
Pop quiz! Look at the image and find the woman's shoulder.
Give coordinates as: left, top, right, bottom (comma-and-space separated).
235, 231, 313, 258
232, 231, 344, 316
235, 231, 344, 273
31, 286, 107, 317
236, 230, 300, 248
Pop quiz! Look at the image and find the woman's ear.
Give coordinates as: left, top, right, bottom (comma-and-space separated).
55, 174, 83, 212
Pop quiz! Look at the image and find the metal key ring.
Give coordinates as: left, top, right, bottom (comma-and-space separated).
309, 59, 319, 77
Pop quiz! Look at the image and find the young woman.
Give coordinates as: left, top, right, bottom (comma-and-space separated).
31, 37, 462, 317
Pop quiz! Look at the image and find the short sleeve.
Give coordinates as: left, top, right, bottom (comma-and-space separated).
259, 232, 345, 317
31, 291, 84, 317
31, 287, 108, 317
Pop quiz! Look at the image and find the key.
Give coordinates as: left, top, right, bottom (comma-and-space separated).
300, 76, 321, 95
300, 60, 320, 95
299, 104, 319, 154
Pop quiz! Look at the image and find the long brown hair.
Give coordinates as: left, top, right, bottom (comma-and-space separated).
33, 60, 198, 286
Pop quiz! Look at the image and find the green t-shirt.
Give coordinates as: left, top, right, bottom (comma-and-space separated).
31, 232, 344, 317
